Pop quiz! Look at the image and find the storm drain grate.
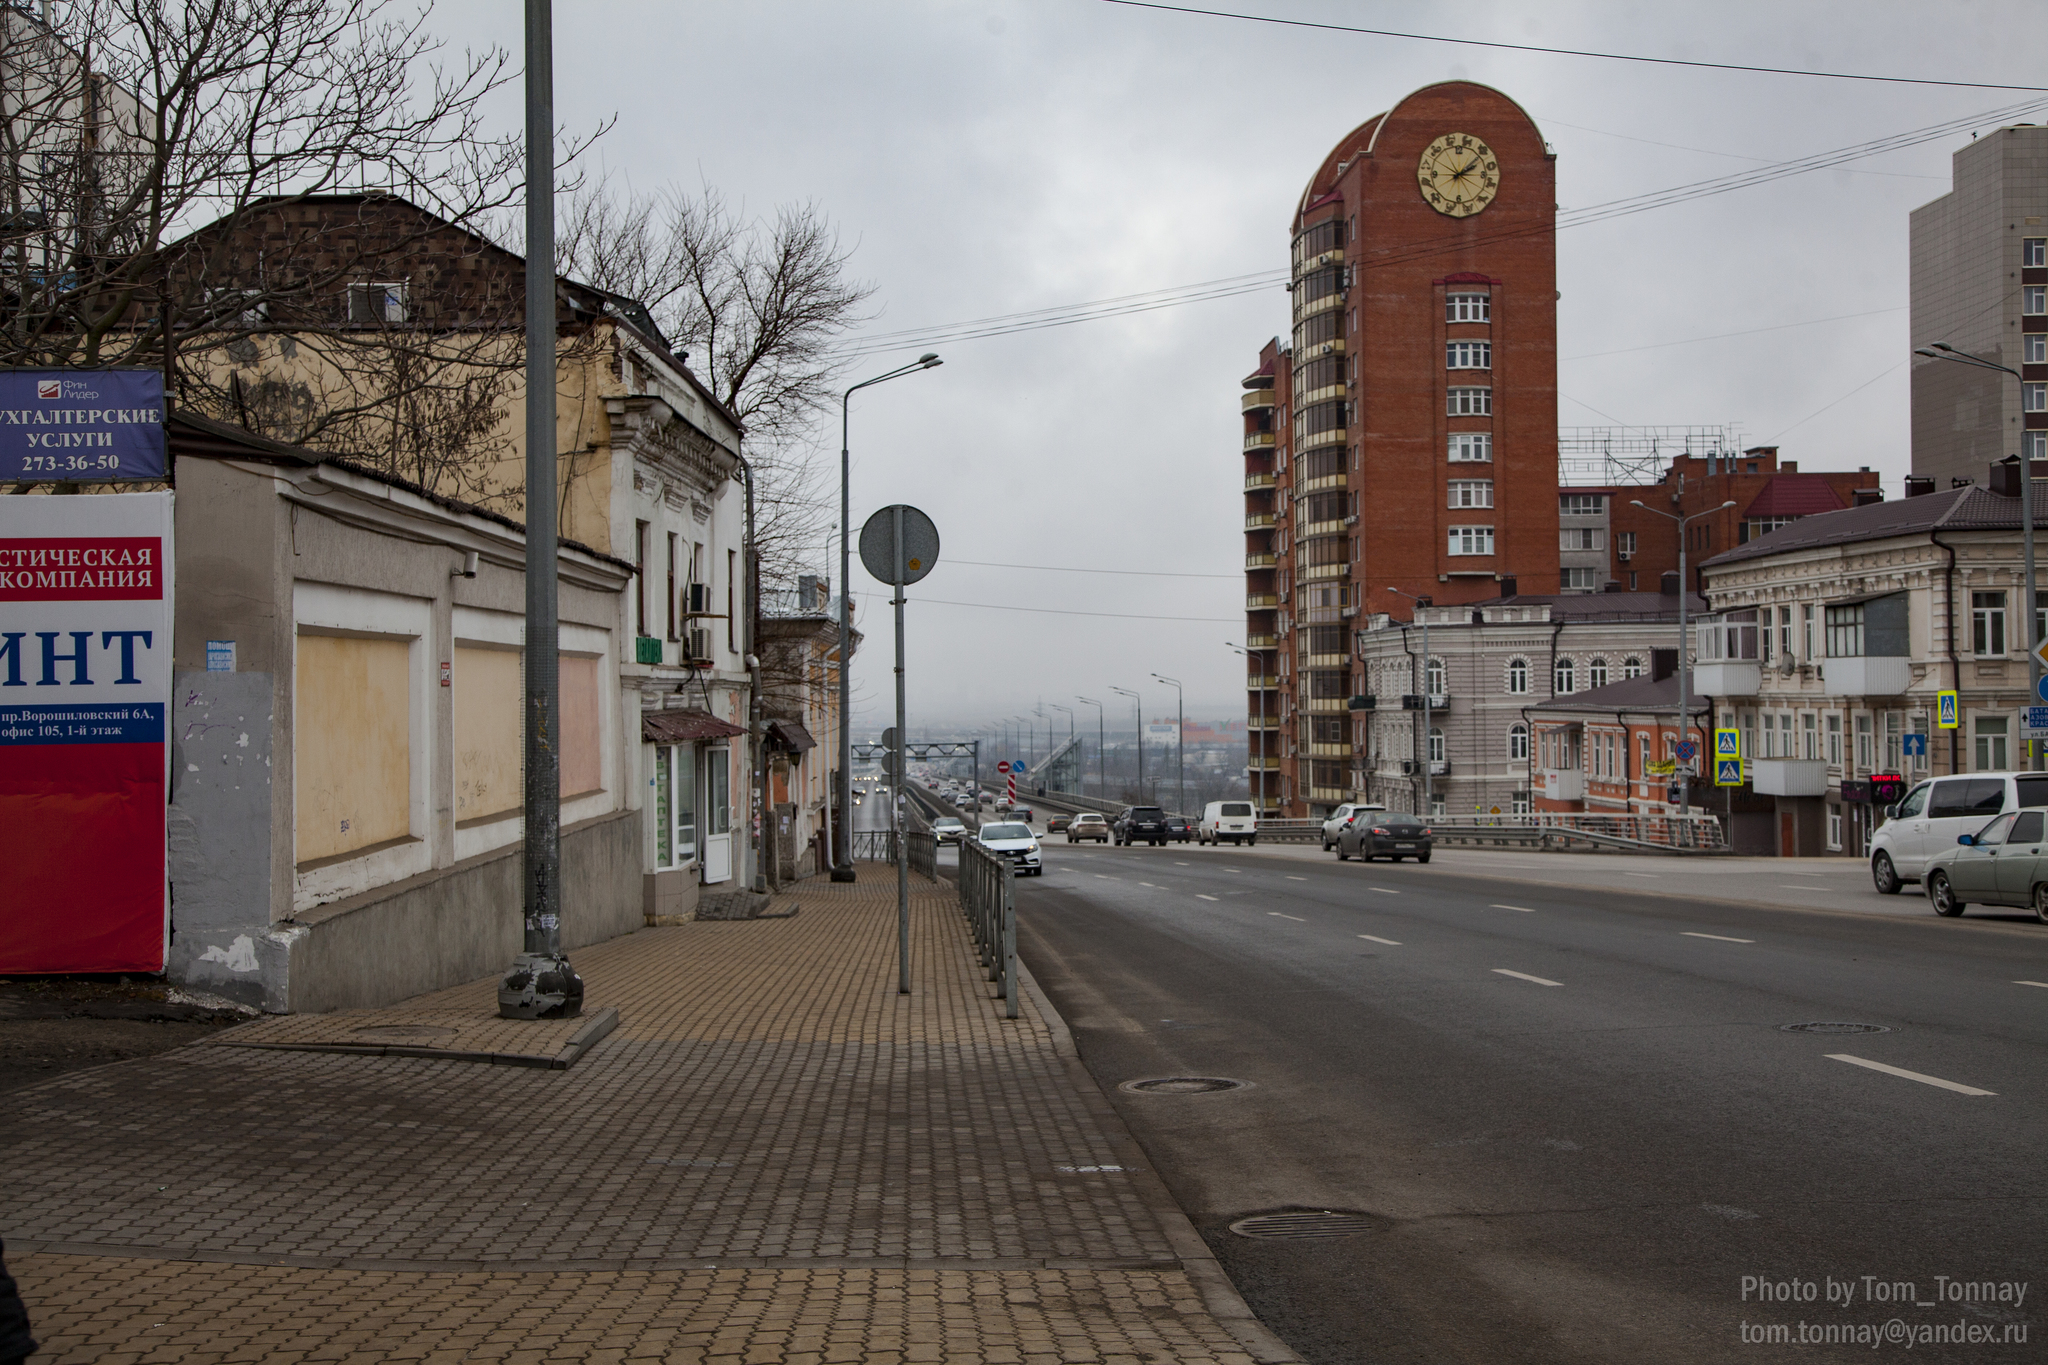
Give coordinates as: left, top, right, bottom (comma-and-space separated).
1120, 1076, 1250, 1094
1780, 1022, 1891, 1035
1229, 1209, 1380, 1241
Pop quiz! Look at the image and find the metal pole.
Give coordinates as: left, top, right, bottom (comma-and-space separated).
893, 507, 909, 994
1679, 532, 1690, 817
2025, 457, 2040, 771
834, 393, 855, 881
1422, 613, 1432, 818
499, 0, 581, 1019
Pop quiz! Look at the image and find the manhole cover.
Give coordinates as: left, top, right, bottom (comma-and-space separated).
349, 1024, 460, 1041
1779, 1022, 1891, 1035
1120, 1076, 1251, 1094
1229, 1209, 1380, 1240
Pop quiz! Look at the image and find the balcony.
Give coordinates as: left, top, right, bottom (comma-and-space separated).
1244, 471, 1276, 491
1246, 552, 1276, 569
1752, 758, 1828, 796
1244, 431, 1276, 454
1347, 694, 1376, 710
1246, 757, 1281, 771
1302, 652, 1348, 668
1308, 785, 1351, 804
1540, 768, 1585, 801
1692, 661, 1762, 696
1822, 656, 1912, 697
1246, 633, 1277, 649
1430, 760, 1450, 777
1246, 675, 1278, 689
1296, 472, 1347, 494
1301, 562, 1348, 582
1241, 388, 1276, 413
1246, 716, 1279, 730
1307, 741, 1351, 758
1298, 518, 1348, 540
1303, 697, 1350, 714
1246, 593, 1278, 610
1399, 694, 1451, 711
1245, 512, 1275, 530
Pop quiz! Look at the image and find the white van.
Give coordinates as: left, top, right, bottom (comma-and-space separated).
1869, 771, 2048, 892
1200, 800, 1257, 846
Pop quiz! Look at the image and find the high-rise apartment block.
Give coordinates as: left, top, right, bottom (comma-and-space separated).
1911, 123, 2048, 488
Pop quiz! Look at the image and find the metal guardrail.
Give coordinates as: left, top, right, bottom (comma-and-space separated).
1428, 812, 1725, 853
850, 830, 899, 862
909, 829, 936, 880
958, 837, 1018, 1019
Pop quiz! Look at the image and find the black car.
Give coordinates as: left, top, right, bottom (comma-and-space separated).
1164, 815, 1194, 843
1336, 813, 1433, 863
1114, 805, 1169, 847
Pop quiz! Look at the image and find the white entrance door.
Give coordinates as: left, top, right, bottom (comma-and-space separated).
703, 745, 732, 883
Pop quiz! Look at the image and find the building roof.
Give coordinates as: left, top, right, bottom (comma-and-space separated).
1526, 672, 1710, 718
1743, 473, 1848, 519
765, 718, 817, 752
1702, 484, 2046, 568
1487, 590, 1709, 621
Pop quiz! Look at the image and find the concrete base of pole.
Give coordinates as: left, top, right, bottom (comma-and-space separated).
830, 865, 857, 883
496, 952, 585, 1019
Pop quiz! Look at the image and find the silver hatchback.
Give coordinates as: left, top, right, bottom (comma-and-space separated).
1919, 807, 2048, 922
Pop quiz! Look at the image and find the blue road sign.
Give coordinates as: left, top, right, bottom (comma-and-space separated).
1902, 733, 1928, 758
2036, 674, 2048, 705
1714, 757, 1743, 786
1675, 740, 1699, 763
1011, 761, 1027, 775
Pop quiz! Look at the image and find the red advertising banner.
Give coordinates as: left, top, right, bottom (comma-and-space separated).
0, 493, 172, 971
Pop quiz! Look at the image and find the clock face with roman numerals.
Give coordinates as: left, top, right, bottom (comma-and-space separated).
1417, 132, 1500, 218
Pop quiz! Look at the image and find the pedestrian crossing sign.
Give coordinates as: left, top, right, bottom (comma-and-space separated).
1714, 727, 1741, 761
1714, 757, 1743, 786
1937, 690, 1960, 729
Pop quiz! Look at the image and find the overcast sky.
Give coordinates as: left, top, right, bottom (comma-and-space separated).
438, 0, 2040, 739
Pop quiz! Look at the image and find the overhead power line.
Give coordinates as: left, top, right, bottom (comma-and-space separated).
1095, 0, 2047, 93
854, 589, 1239, 623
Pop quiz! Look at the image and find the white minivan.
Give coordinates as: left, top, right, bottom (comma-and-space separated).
1200, 800, 1258, 846
1869, 770, 2048, 892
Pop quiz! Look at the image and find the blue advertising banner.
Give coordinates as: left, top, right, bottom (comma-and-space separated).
0, 369, 166, 481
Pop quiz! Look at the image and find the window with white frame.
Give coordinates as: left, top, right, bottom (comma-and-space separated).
1513, 792, 1532, 814
1748, 516, 1797, 539
1560, 568, 1602, 592
1827, 805, 1842, 851
2027, 334, 2048, 366
1855, 713, 1873, 772
1802, 605, 1817, 659
1561, 527, 1605, 551
1447, 387, 1492, 416
2026, 383, 2048, 414
2027, 238, 2047, 268
1448, 479, 1494, 508
1554, 656, 1576, 694
1973, 590, 2008, 656
1802, 712, 1818, 760
346, 280, 408, 324
1884, 711, 1902, 770
1558, 494, 1605, 516
1588, 658, 1609, 688
2029, 432, 2048, 464
1506, 657, 1529, 694
1777, 605, 1794, 659
1428, 727, 1445, 763
1426, 656, 1446, 696
1447, 525, 1494, 555
1616, 531, 1637, 556
1508, 722, 1529, 761
1446, 293, 1491, 323
1826, 712, 1843, 767
1976, 715, 2010, 771
2028, 285, 2048, 316
1622, 655, 1644, 680
1449, 432, 1493, 462
1447, 340, 1492, 369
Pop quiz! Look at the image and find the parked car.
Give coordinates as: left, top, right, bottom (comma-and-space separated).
1198, 800, 1257, 846
1336, 812, 1433, 862
1320, 802, 1386, 851
1113, 805, 1169, 846
1165, 815, 1194, 843
1067, 813, 1110, 843
932, 817, 966, 846
1047, 814, 1073, 833
1870, 771, 2048, 893
1919, 806, 2048, 920
976, 821, 1042, 876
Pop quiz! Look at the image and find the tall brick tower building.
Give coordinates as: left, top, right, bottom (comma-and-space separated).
1243, 82, 1560, 814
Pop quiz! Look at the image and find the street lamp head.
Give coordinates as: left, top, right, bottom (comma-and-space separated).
1932, 342, 1956, 353
918, 353, 941, 367
1629, 499, 1646, 509
1720, 500, 1738, 509
1914, 348, 1939, 358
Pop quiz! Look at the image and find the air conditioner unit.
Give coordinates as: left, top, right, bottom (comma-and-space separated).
1400, 759, 1420, 775
687, 626, 713, 662
1618, 551, 1632, 562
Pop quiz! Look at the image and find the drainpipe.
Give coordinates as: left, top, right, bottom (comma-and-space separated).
737, 452, 767, 893
1615, 709, 1631, 813
1932, 529, 1959, 777
1399, 624, 1419, 813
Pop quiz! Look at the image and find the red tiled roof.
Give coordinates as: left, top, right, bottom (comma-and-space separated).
1743, 474, 1847, 519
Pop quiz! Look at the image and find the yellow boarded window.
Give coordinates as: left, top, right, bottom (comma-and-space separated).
560, 654, 603, 798
296, 634, 411, 865
453, 645, 522, 823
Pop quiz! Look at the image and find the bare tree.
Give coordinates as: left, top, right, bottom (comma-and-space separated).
556, 176, 875, 587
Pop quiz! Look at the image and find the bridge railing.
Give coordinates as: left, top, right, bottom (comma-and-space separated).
957, 837, 1018, 1018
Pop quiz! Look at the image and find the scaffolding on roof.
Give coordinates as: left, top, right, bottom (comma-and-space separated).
1557, 425, 1747, 487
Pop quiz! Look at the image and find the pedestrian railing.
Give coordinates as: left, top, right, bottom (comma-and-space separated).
850, 829, 899, 862
908, 829, 936, 881
1428, 812, 1726, 853
957, 837, 1018, 1019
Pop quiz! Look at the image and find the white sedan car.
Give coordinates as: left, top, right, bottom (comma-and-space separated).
976, 821, 1043, 876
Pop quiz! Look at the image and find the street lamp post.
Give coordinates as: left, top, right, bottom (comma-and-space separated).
1152, 674, 1184, 816
1384, 588, 1434, 818
833, 353, 941, 882
1050, 703, 1074, 788
1917, 343, 2039, 771
1228, 644, 1266, 814
1077, 696, 1105, 800
1111, 686, 1142, 803
1628, 497, 1738, 816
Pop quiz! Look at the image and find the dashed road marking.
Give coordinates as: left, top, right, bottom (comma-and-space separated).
1779, 884, 1842, 892
2016, 980, 2048, 989
1491, 904, 1537, 913
1682, 932, 1755, 944
1623, 872, 1659, 879
1492, 968, 1561, 987
1139, 882, 1159, 888
1357, 934, 1401, 945
1195, 894, 1219, 902
1825, 1054, 1995, 1097
1286, 875, 1309, 881
1269, 912, 1305, 922
1174, 861, 1190, 866
1369, 887, 1400, 895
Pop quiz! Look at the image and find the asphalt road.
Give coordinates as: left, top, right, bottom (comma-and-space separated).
1012, 838, 2048, 1364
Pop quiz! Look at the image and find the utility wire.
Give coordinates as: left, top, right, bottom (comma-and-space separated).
946, 557, 1240, 579
1560, 307, 1906, 362
854, 589, 1239, 623
1095, 0, 2047, 93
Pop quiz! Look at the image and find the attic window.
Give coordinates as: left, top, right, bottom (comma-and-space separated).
347, 281, 407, 324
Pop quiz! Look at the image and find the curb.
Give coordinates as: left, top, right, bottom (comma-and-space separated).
1014, 956, 1304, 1365
220, 1005, 619, 1070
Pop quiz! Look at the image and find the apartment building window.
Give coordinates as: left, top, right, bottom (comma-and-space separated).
1884, 712, 1903, 770
634, 520, 649, 637
1824, 603, 1864, 658
1616, 531, 1636, 556
1777, 606, 1794, 659
1447, 525, 1494, 555
1449, 432, 1492, 462
1429, 728, 1445, 764
2027, 334, 2047, 365
1908, 714, 1930, 772
1826, 712, 1843, 767
1588, 658, 1609, 688
1802, 605, 1817, 659
2027, 285, 2048, 316
1508, 723, 1528, 761
1506, 657, 1529, 694
2027, 237, 2047, 268
1561, 568, 1601, 592
666, 533, 679, 640
1638, 733, 1650, 775
1802, 712, 1818, 760
1561, 527, 1605, 551
2026, 383, 2047, 414
1747, 516, 1797, 541
1827, 806, 1843, 851
1559, 494, 1604, 516
1447, 387, 1492, 416
1741, 710, 1757, 764
1976, 715, 2010, 771
1447, 340, 1492, 369
728, 549, 738, 652
1973, 591, 2008, 655
1446, 292, 1491, 323
1855, 713, 1874, 772
1448, 479, 1493, 508
1426, 657, 1447, 696
1554, 657, 1575, 694
346, 280, 408, 323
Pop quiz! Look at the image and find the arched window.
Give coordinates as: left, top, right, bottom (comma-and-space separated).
1426, 656, 1446, 697
1555, 656, 1576, 694
1508, 722, 1529, 761
1588, 657, 1609, 689
1429, 727, 1445, 763
1506, 657, 1529, 695
1622, 655, 1644, 680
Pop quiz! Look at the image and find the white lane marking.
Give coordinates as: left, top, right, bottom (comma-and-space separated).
1493, 968, 1562, 987
1269, 912, 1305, 922
1286, 875, 1309, 881
1358, 934, 1402, 945
1225, 867, 1245, 873
2016, 980, 2048, 989
1139, 882, 1159, 888
1491, 904, 1537, 913
1622, 872, 1660, 879
1682, 932, 1755, 944
1369, 887, 1400, 895
1174, 861, 1190, 866
1195, 894, 1219, 902
1825, 1054, 1995, 1097
1094, 874, 1118, 880
1779, 884, 1841, 892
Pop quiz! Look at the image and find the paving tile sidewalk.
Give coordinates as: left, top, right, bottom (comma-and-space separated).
5, 869, 1293, 1363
